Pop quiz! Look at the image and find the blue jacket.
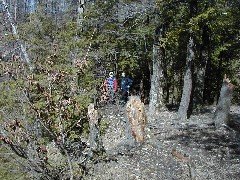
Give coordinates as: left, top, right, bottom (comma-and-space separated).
120, 78, 133, 91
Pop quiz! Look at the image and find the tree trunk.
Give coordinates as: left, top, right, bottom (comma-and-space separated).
149, 20, 166, 114
215, 57, 223, 104
178, 36, 195, 120
126, 96, 147, 144
149, 44, 165, 114
214, 76, 234, 128
180, 0, 197, 118
193, 23, 209, 110
87, 103, 102, 156
140, 35, 151, 104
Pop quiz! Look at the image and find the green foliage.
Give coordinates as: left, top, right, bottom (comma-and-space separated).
82, 0, 154, 82
0, 56, 93, 179
1, 0, 240, 178
1, 3, 98, 178
0, 146, 29, 180
155, 0, 240, 104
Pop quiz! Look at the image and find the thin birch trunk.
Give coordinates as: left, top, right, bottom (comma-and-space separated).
14, 0, 17, 21
2, 0, 31, 65
77, 0, 84, 31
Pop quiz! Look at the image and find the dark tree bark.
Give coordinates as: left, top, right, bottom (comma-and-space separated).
139, 35, 151, 104
214, 76, 234, 128
178, 36, 195, 120
192, 23, 210, 110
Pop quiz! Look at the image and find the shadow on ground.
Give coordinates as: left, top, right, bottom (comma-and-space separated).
166, 126, 240, 159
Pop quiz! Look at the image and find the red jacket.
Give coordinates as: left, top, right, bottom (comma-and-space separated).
104, 77, 117, 92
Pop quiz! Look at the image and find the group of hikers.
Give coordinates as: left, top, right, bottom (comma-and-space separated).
99, 71, 133, 105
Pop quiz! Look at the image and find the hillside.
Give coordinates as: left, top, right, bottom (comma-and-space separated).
0, 0, 240, 179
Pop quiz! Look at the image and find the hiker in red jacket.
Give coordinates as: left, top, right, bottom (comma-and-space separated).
104, 72, 117, 103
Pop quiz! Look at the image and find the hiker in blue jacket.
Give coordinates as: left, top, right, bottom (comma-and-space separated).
119, 72, 133, 104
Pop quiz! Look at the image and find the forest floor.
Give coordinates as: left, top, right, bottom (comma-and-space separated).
84, 103, 240, 180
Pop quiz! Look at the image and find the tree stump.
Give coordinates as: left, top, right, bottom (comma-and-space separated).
126, 96, 147, 143
87, 103, 101, 154
214, 76, 234, 128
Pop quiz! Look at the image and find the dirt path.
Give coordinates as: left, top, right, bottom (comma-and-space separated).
84, 105, 240, 180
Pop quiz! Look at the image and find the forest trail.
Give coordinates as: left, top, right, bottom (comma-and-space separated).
99, 103, 136, 155
84, 104, 240, 180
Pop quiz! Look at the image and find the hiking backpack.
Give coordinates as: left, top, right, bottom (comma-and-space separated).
107, 77, 115, 88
